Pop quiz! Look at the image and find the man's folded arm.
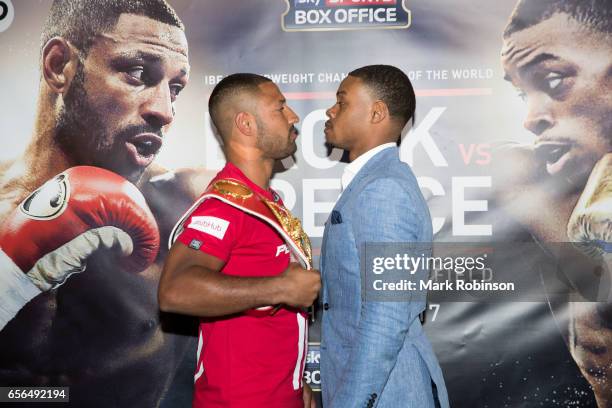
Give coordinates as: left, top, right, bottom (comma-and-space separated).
159, 243, 279, 316
159, 243, 320, 316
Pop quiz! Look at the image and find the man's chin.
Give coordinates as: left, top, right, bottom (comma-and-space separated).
563, 156, 599, 191
98, 161, 147, 184
125, 170, 146, 185
123, 166, 148, 184
278, 150, 297, 161
541, 153, 596, 194
280, 143, 298, 159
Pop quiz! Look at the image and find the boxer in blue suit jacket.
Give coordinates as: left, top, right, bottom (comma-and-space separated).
320, 65, 449, 408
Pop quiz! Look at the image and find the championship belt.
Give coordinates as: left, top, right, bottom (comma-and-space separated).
169, 177, 312, 270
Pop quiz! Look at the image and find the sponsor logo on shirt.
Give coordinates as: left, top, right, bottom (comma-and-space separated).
276, 244, 291, 257
189, 239, 203, 250
188, 216, 230, 240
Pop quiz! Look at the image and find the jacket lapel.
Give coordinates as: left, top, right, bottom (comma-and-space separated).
325, 147, 399, 250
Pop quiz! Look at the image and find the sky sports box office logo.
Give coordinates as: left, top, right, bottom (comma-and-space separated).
282, 0, 411, 31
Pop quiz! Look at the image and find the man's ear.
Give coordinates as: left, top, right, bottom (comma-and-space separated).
42, 37, 80, 94
371, 100, 388, 125
235, 111, 256, 136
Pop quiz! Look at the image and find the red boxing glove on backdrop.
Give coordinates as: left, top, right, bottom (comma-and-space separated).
0, 166, 160, 329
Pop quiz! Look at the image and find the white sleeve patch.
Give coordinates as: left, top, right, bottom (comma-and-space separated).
188, 216, 230, 240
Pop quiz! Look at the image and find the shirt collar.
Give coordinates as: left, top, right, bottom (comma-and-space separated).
341, 143, 396, 191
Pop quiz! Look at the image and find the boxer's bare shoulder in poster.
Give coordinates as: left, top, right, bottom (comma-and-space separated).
140, 164, 217, 241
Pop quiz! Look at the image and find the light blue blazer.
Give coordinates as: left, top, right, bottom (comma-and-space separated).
320, 147, 449, 408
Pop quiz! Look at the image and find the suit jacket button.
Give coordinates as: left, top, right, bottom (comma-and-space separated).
323, 303, 329, 310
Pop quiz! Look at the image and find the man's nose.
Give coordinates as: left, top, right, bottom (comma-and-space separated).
286, 105, 300, 124
523, 95, 554, 136
326, 105, 336, 119
141, 83, 174, 128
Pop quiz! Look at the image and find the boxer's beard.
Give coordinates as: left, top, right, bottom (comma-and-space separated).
55, 62, 160, 183
56, 63, 111, 167
256, 116, 298, 160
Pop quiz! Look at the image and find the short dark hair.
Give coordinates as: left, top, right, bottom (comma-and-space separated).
504, 0, 612, 38
41, 0, 184, 55
348, 64, 416, 129
208, 73, 272, 138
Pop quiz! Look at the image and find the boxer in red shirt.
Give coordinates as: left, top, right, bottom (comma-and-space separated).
159, 73, 320, 408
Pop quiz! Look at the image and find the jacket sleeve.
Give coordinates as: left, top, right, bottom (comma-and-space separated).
329, 177, 429, 407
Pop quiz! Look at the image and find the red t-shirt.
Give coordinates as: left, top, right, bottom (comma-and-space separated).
176, 163, 307, 408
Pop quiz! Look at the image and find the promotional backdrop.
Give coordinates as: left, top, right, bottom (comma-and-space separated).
0, 1, 610, 407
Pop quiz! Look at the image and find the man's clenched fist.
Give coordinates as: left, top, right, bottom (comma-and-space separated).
568, 153, 612, 259
279, 262, 321, 309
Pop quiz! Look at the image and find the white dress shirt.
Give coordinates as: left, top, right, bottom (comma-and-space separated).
340, 143, 396, 191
